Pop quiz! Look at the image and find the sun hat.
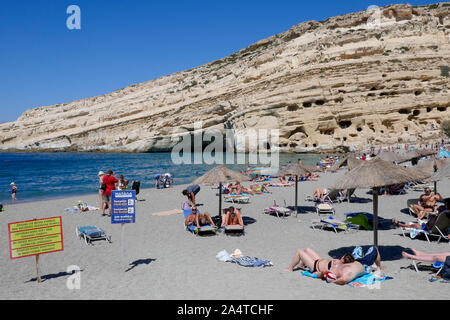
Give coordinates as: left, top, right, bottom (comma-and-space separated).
231, 248, 244, 259
98, 171, 105, 176
10, 182, 15, 186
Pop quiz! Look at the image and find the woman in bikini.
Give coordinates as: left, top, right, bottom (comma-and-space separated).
221, 207, 244, 227
283, 247, 344, 277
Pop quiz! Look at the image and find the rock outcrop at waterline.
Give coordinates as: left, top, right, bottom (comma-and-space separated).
1, 3, 449, 153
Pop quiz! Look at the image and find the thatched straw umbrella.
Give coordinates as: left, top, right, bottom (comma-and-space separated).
347, 157, 363, 171
329, 155, 362, 172
279, 162, 311, 216
425, 162, 450, 185
417, 157, 449, 192
330, 158, 421, 247
377, 151, 407, 163
192, 165, 250, 219
329, 155, 349, 172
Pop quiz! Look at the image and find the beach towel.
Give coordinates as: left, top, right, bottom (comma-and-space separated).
345, 212, 395, 230
216, 250, 272, 267
230, 192, 252, 196
152, 209, 183, 216
345, 214, 372, 230
301, 270, 392, 287
65, 206, 99, 213
230, 256, 273, 267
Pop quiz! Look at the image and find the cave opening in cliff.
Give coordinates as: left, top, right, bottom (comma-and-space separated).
315, 100, 325, 106
303, 102, 312, 108
287, 105, 299, 111
437, 107, 447, 112
338, 120, 352, 129
398, 109, 410, 114
412, 110, 420, 116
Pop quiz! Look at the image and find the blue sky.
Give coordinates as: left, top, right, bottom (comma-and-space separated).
0, 0, 439, 123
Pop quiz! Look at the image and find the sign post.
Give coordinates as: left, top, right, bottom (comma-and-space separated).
111, 190, 135, 269
8, 217, 64, 282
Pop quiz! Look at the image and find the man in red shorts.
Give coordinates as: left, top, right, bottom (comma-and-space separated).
102, 170, 118, 217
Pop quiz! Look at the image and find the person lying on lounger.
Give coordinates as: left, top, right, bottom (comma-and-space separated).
221, 206, 244, 227
402, 248, 450, 263
185, 206, 217, 229
393, 198, 450, 234
311, 187, 328, 201
250, 183, 271, 194
412, 187, 443, 219
229, 181, 254, 195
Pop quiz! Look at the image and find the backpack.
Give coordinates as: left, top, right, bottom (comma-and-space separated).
441, 256, 450, 280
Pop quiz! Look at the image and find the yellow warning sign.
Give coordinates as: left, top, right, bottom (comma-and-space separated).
8, 217, 64, 259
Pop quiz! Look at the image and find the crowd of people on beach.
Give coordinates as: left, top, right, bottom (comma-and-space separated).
177, 150, 450, 285
4, 142, 450, 287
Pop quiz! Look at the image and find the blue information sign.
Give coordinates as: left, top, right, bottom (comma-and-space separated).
111, 190, 136, 224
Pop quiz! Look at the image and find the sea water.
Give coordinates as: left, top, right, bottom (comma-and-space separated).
0, 152, 326, 203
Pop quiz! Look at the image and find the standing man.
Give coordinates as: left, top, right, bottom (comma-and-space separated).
182, 184, 201, 206
102, 170, 118, 217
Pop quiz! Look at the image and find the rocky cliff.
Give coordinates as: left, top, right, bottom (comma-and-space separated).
1, 3, 449, 153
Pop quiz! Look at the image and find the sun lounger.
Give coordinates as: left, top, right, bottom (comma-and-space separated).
399, 215, 449, 244
305, 195, 322, 203
410, 183, 434, 192
183, 208, 217, 236
409, 260, 445, 276
224, 195, 250, 204
224, 224, 245, 235
311, 216, 358, 233
263, 206, 292, 218
316, 202, 335, 215
76, 226, 111, 245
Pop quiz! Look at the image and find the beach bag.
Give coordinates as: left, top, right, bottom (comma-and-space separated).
441, 256, 450, 280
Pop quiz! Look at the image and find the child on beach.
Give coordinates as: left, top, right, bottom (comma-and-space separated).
10, 182, 18, 201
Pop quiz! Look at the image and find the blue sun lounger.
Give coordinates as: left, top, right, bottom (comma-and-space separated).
76, 226, 111, 245
183, 208, 217, 236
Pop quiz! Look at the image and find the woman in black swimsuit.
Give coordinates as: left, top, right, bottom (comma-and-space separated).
284, 247, 341, 276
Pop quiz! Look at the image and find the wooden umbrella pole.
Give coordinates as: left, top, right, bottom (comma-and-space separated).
373, 187, 379, 248
434, 181, 437, 194
35, 254, 41, 283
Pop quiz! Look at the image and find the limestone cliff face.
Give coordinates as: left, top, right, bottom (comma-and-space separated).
1, 3, 449, 153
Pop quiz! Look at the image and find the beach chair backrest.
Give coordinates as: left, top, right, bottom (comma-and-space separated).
326, 189, 339, 200
430, 211, 450, 235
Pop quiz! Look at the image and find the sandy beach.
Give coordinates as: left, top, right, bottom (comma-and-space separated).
1, 169, 449, 300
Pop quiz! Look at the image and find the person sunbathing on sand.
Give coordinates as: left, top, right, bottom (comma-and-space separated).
283, 247, 343, 277
185, 206, 217, 228
402, 248, 450, 263
284, 246, 384, 285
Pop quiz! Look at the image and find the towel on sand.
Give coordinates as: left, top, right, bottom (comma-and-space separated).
216, 250, 273, 267
152, 209, 183, 216
301, 270, 392, 287
66, 206, 99, 213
